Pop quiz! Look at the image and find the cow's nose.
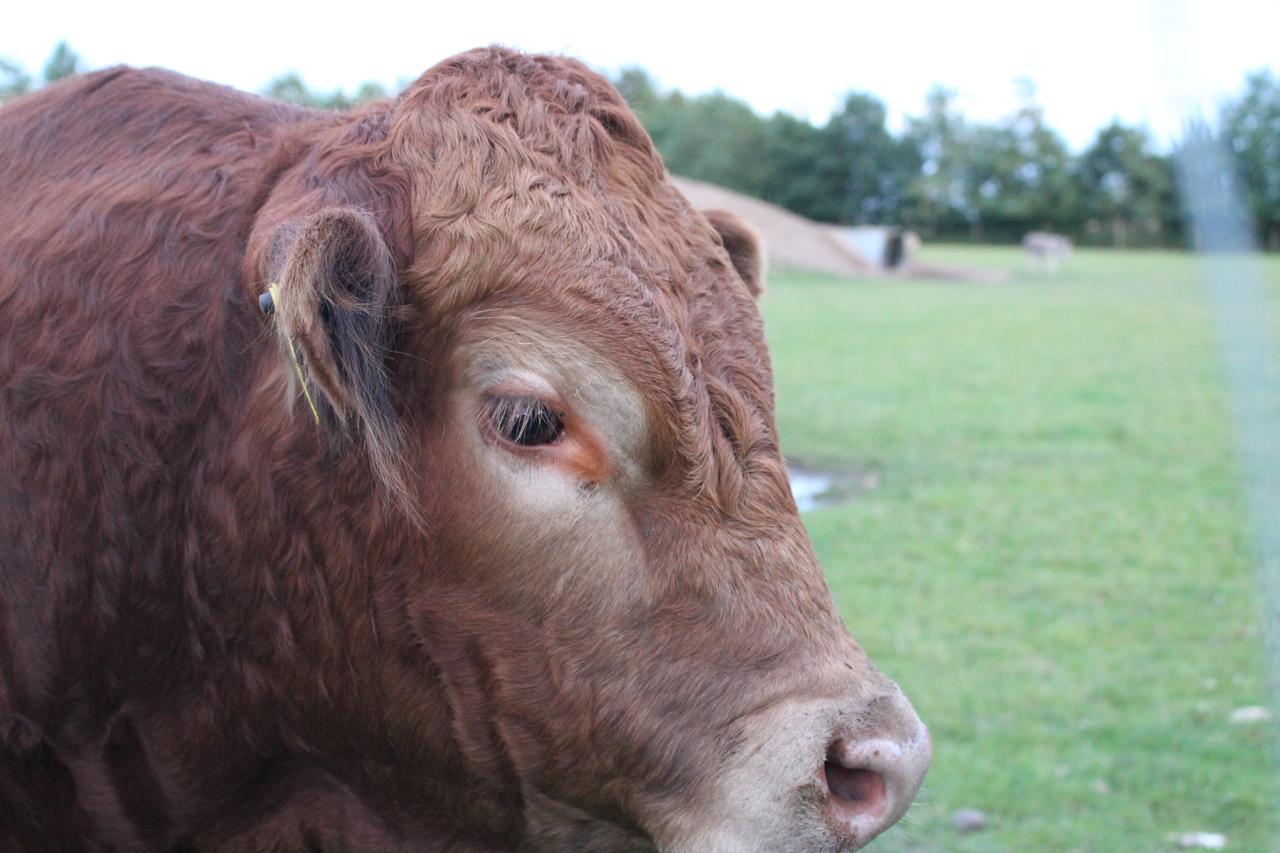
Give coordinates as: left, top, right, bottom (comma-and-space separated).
819, 693, 932, 845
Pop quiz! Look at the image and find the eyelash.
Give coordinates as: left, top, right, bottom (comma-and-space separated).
484, 395, 566, 447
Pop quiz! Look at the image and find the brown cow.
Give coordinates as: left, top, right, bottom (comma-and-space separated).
0, 49, 929, 851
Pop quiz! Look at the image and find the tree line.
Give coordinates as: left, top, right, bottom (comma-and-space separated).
4, 44, 1277, 250
617, 68, 1280, 250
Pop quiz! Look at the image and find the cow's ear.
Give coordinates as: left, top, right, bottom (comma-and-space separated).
704, 209, 766, 299
265, 206, 406, 489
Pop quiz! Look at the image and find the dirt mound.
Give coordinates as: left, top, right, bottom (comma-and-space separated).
670, 175, 874, 278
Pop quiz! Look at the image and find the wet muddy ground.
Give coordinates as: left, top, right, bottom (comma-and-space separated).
786, 462, 881, 512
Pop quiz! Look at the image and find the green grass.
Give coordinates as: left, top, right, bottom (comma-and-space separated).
761, 246, 1280, 851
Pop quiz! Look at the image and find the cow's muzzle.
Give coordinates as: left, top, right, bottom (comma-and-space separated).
697, 683, 931, 851
820, 704, 932, 847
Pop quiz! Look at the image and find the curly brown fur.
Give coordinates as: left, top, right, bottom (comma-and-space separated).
0, 49, 916, 852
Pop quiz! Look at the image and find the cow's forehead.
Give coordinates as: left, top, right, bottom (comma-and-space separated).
390, 47, 720, 290
387, 47, 778, 507
396, 47, 663, 183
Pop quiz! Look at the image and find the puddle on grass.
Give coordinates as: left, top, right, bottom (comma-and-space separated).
786, 461, 881, 512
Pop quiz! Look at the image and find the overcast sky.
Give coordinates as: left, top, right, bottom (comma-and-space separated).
5, 0, 1277, 152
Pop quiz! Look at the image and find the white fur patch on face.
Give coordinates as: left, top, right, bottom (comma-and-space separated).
451, 314, 651, 488
435, 314, 655, 607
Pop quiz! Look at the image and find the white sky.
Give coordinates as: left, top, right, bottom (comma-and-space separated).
5, 0, 1277, 152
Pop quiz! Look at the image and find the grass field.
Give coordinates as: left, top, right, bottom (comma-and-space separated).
761, 246, 1280, 851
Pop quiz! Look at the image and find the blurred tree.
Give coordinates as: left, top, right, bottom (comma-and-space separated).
1078, 121, 1181, 247
0, 59, 31, 103
1221, 69, 1280, 249
903, 87, 974, 238
756, 111, 842, 221
614, 67, 661, 120
618, 73, 914, 225
962, 123, 1019, 237
42, 42, 80, 83
263, 72, 388, 110
616, 70, 768, 199
353, 80, 390, 105
824, 92, 919, 225
905, 86, 1082, 242
990, 96, 1079, 238
647, 91, 769, 197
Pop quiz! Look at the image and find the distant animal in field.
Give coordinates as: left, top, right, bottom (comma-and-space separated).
1024, 231, 1073, 273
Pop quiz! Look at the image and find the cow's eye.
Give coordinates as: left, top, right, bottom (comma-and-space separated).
485, 395, 565, 447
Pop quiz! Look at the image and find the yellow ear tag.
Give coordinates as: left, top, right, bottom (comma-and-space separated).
268, 283, 321, 426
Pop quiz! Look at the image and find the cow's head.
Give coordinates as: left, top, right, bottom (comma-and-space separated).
250, 48, 928, 851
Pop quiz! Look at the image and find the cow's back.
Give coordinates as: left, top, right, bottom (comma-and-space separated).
0, 70, 316, 845
0, 66, 304, 596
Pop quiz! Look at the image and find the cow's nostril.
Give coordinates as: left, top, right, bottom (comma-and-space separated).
812, 700, 929, 845
823, 744, 887, 817
823, 763, 885, 812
